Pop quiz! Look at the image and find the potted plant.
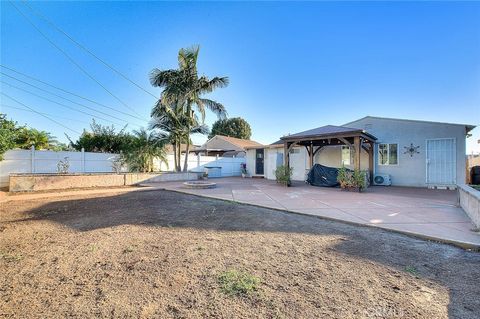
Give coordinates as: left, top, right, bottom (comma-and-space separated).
240, 163, 247, 178
337, 166, 366, 192
275, 165, 293, 187
202, 169, 209, 180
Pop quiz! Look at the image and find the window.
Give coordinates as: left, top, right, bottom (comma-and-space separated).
341, 146, 351, 165
378, 143, 398, 165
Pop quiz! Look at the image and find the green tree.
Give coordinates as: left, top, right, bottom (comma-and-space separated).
149, 46, 228, 171
209, 117, 252, 140
121, 128, 168, 173
15, 127, 56, 150
150, 102, 208, 172
0, 114, 20, 160
68, 120, 134, 153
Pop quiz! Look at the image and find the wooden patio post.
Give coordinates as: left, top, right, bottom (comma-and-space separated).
309, 143, 314, 169
354, 136, 361, 171
368, 143, 374, 183
283, 141, 289, 168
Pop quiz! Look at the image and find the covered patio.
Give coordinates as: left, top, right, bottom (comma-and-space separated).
154, 177, 480, 249
281, 125, 377, 181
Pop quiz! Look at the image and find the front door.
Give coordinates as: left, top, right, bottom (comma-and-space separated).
255, 149, 264, 175
426, 138, 456, 185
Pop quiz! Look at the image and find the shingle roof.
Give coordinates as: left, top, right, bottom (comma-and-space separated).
215, 135, 263, 149
280, 125, 367, 140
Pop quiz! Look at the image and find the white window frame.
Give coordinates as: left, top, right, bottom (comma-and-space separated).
341, 146, 351, 166
378, 143, 399, 166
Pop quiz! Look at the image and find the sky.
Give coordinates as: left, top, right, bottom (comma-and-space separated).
1, 1, 479, 153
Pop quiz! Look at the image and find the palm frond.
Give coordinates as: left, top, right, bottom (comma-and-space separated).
149, 69, 179, 87
199, 98, 227, 119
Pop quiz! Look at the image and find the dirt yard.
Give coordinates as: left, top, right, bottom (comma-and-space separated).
1, 189, 479, 318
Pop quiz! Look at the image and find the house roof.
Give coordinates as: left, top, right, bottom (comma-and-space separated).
165, 144, 200, 153
280, 125, 376, 141
209, 135, 263, 149
344, 116, 476, 133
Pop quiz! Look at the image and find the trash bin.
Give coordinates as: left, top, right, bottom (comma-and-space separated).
205, 166, 222, 178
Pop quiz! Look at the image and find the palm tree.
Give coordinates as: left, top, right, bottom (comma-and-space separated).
122, 128, 168, 173
149, 46, 228, 171
150, 101, 208, 172
16, 128, 56, 150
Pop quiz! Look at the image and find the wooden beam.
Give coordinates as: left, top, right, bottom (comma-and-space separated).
354, 136, 361, 171
309, 143, 314, 168
283, 142, 289, 168
368, 144, 374, 184
312, 146, 324, 157
338, 137, 353, 146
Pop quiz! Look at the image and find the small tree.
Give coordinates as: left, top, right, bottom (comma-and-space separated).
68, 120, 134, 153
0, 114, 20, 160
121, 129, 168, 173
209, 117, 252, 140
275, 165, 293, 187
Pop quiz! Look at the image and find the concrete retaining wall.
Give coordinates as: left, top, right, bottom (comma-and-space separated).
458, 184, 480, 229
9, 172, 200, 192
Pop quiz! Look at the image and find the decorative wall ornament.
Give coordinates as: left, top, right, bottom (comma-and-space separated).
404, 143, 420, 157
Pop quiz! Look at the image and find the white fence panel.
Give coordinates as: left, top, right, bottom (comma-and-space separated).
157, 154, 245, 177
1, 149, 246, 188
0, 148, 119, 188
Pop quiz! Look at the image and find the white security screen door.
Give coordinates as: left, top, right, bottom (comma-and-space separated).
426, 138, 456, 185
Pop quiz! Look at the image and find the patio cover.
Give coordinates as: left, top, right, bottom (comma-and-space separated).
280, 125, 377, 181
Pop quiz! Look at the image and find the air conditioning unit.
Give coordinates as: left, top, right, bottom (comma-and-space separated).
373, 174, 391, 186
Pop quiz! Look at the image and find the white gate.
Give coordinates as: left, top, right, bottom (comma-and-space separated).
426, 138, 456, 186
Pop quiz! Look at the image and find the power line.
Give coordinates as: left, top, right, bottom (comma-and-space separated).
1, 80, 133, 128
1, 104, 91, 125
1, 92, 82, 135
0, 65, 148, 122
9, 0, 143, 117
20, 0, 158, 100
1, 72, 146, 125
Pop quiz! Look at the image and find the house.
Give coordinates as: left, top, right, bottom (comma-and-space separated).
245, 116, 475, 188
193, 135, 263, 157
165, 144, 200, 155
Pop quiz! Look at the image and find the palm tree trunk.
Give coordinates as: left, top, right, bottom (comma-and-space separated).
172, 142, 178, 172
177, 141, 182, 172
183, 138, 190, 172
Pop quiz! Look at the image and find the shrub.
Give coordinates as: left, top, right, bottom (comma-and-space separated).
275, 165, 293, 186
337, 166, 366, 190
218, 270, 260, 296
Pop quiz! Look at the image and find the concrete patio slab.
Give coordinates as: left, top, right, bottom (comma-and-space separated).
143, 177, 480, 249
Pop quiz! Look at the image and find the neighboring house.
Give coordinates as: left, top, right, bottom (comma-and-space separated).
245, 116, 475, 188
194, 135, 263, 157
165, 144, 200, 155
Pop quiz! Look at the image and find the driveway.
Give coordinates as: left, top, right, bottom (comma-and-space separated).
153, 177, 480, 249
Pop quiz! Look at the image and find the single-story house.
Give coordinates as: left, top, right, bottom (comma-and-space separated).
194, 135, 263, 157
245, 116, 475, 188
165, 143, 201, 155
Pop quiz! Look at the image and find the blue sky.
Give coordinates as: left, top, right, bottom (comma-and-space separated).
1, 1, 479, 153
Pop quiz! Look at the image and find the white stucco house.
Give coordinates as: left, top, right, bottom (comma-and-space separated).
245, 116, 475, 188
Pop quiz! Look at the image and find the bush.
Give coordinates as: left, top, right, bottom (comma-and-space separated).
218, 270, 260, 296
337, 166, 366, 190
275, 165, 293, 186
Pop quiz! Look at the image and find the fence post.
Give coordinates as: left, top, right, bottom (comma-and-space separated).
30, 145, 35, 173
81, 148, 85, 172
197, 154, 201, 167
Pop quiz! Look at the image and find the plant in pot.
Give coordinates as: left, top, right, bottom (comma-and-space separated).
275, 165, 293, 187
240, 163, 247, 178
202, 169, 209, 180
337, 166, 366, 192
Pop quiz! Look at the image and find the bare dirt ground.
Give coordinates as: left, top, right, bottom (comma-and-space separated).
1, 189, 479, 318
